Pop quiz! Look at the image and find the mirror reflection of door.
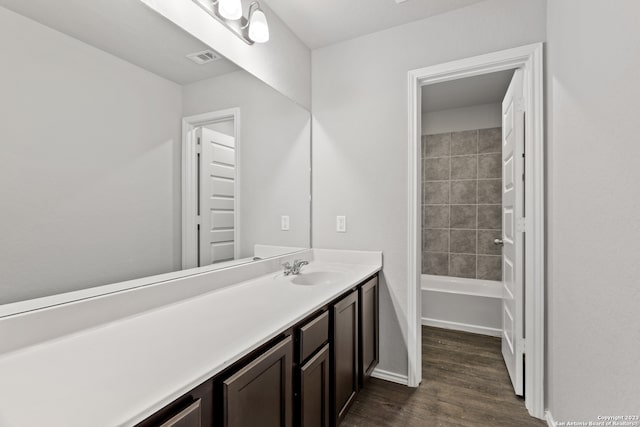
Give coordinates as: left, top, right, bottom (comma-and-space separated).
197, 124, 237, 266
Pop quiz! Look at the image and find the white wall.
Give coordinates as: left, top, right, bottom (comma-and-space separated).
0, 7, 183, 304
140, 0, 311, 110
422, 103, 501, 135
183, 70, 311, 257
312, 0, 546, 378
546, 0, 640, 420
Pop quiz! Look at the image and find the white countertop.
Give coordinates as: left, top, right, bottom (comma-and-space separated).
0, 255, 381, 427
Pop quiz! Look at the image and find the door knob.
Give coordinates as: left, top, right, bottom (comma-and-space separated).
494, 238, 504, 246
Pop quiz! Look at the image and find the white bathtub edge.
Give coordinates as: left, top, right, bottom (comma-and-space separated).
421, 274, 503, 336
421, 274, 502, 299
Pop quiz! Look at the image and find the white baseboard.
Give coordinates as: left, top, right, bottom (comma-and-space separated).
370, 368, 409, 385
545, 411, 557, 427
422, 317, 502, 337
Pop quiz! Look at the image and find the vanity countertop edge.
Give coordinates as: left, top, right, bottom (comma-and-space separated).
0, 249, 382, 427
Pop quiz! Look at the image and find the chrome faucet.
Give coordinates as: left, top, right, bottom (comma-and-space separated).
283, 259, 309, 275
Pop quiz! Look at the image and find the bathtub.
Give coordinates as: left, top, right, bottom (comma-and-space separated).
421, 274, 502, 337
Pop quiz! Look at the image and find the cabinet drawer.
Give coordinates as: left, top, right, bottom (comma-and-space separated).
135, 380, 212, 427
299, 311, 329, 362
158, 399, 201, 427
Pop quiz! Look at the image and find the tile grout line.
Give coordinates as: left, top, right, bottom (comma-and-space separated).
423, 178, 503, 183
425, 152, 501, 160
476, 129, 480, 280
425, 227, 501, 231
424, 203, 502, 206
425, 251, 503, 257
448, 132, 452, 276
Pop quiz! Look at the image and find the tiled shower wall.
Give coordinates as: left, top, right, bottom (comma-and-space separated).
422, 128, 503, 280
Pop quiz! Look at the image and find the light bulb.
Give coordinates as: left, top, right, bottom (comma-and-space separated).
248, 8, 269, 43
218, 0, 242, 20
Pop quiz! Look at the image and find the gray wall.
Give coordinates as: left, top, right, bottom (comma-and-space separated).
182, 70, 311, 257
0, 7, 183, 304
312, 0, 547, 377
422, 103, 502, 135
422, 128, 503, 281
546, 0, 640, 420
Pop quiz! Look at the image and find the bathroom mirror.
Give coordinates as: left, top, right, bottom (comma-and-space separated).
0, 1, 311, 310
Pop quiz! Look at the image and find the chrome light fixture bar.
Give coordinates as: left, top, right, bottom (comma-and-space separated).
191, 0, 270, 45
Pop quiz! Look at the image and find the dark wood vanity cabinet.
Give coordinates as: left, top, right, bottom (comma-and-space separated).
331, 289, 359, 425
222, 336, 293, 427
137, 274, 379, 427
359, 276, 379, 386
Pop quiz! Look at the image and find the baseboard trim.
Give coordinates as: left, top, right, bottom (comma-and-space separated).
545, 411, 556, 427
421, 317, 502, 337
370, 368, 409, 386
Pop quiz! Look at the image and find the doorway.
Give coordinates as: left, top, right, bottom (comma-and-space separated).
182, 108, 241, 270
407, 43, 545, 419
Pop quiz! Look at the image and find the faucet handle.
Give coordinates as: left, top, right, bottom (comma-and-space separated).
282, 261, 293, 276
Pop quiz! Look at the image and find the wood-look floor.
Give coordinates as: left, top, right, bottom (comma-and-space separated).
342, 327, 546, 427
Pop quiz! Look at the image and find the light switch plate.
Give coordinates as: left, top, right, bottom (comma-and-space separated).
281, 215, 290, 231
336, 216, 346, 233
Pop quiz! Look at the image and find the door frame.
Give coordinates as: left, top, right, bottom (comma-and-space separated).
182, 108, 241, 269
406, 43, 545, 418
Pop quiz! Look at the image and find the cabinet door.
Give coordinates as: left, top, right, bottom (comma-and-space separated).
300, 344, 330, 427
223, 336, 293, 427
359, 276, 379, 386
332, 289, 359, 425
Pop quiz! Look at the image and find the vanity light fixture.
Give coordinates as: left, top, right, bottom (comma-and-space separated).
192, 0, 270, 45
244, 2, 270, 43
217, 0, 242, 20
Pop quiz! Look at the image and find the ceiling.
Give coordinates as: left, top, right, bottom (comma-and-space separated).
263, 0, 486, 49
421, 69, 515, 113
0, 0, 239, 85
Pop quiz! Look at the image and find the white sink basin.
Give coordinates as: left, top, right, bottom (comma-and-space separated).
290, 271, 346, 286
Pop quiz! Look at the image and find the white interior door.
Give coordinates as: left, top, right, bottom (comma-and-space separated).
501, 69, 525, 396
197, 127, 236, 266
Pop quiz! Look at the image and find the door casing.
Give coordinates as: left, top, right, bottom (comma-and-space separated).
407, 43, 545, 418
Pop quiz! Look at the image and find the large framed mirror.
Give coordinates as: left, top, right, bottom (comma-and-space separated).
0, 0, 311, 314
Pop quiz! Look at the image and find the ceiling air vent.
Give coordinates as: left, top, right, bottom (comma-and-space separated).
186, 50, 221, 65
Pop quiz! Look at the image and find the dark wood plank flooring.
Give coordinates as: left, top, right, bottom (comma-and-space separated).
342, 326, 545, 427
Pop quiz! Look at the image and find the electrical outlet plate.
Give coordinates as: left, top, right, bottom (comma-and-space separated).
336, 216, 346, 233
281, 216, 290, 231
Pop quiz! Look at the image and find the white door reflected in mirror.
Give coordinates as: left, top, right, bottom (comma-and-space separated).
198, 127, 237, 266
